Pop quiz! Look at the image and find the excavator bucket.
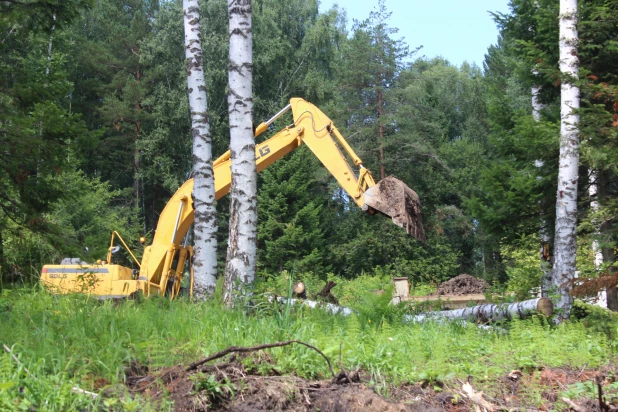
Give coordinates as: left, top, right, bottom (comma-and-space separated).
363, 176, 425, 241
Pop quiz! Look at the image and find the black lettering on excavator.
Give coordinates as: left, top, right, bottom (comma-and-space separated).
256, 145, 271, 160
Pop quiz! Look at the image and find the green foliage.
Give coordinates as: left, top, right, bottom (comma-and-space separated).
501, 234, 542, 300
0, 289, 616, 409
571, 300, 618, 341
191, 373, 235, 401
1, 170, 143, 284
257, 148, 330, 275
352, 284, 403, 326
561, 379, 618, 405
0, 351, 101, 411
330, 217, 460, 283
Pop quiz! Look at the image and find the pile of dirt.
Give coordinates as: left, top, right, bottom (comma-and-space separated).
435, 274, 488, 296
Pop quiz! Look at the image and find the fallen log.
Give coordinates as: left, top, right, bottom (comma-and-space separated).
273, 296, 552, 323
408, 298, 553, 323
272, 297, 353, 316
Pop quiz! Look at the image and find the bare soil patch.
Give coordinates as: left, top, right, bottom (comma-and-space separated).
116, 356, 618, 411
435, 274, 489, 296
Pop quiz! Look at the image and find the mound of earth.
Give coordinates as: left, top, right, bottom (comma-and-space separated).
436, 274, 488, 295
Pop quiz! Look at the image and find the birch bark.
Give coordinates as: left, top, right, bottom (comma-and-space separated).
552, 0, 580, 320
532, 77, 553, 297
183, 0, 218, 298
224, 0, 257, 306
588, 170, 607, 307
598, 171, 618, 311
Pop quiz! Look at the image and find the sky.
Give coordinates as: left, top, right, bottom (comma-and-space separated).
318, 0, 511, 68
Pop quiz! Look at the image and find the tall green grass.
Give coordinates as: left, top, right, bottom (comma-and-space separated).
0, 287, 616, 410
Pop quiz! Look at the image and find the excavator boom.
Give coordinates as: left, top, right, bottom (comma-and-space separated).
41, 98, 424, 298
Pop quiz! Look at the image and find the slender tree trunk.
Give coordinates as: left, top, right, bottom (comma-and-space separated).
532, 78, 553, 296
377, 86, 386, 180
224, 0, 257, 307
134, 65, 142, 210
589, 169, 607, 307
45, 13, 56, 76
183, 0, 218, 298
552, 0, 580, 321
0, 229, 4, 284
38, 12, 56, 178
603, 235, 618, 311
598, 171, 618, 311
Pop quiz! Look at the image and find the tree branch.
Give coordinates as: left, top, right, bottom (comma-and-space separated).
186, 340, 335, 377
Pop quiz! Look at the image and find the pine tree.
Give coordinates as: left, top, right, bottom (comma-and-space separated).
336, 0, 409, 179
257, 148, 329, 275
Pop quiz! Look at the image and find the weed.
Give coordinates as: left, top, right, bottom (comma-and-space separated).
191, 373, 235, 401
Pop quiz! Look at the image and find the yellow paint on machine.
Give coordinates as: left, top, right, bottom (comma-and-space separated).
40, 98, 423, 299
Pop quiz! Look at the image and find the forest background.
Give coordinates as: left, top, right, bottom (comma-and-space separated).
1, 0, 617, 305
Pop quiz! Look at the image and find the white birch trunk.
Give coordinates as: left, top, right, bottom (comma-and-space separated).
272, 297, 553, 324
588, 170, 607, 307
410, 298, 553, 323
224, 0, 257, 306
45, 13, 56, 76
552, 0, 580, 320
532, 75, 553, 296
184, 0, 218, 299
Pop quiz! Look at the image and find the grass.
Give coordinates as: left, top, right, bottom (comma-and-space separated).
0, 286, 616, 410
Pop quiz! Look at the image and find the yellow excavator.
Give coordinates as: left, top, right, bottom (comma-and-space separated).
41, 99, 424, 299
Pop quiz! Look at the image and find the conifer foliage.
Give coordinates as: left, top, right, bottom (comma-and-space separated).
2, 0, 618, 315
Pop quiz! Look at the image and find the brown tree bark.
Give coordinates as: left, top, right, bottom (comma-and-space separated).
377, 85, 385, 180
133, 63, 142, 209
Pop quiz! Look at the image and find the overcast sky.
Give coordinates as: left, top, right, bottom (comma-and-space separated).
318, 0, 511, 68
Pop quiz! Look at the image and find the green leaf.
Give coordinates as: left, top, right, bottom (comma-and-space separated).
0, 381, 16, 390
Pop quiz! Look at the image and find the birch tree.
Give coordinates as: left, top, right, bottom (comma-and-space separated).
224, 0, 257, 306
183, 0, 218, 298
532, 74, 554, 297
588, 170, 608, 307
552, 0, 580, 320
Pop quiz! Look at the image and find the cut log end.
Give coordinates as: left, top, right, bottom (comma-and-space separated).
536, 297, 554, 317
293, 282, 306, 299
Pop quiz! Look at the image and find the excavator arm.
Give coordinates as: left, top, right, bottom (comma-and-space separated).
42, 98, 423, 298
141, 98, 423, 296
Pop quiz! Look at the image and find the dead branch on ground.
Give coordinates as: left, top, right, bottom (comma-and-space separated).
186, 340, 335, 377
